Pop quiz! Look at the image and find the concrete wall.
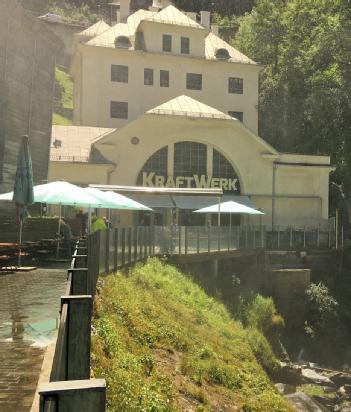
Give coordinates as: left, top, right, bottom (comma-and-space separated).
73, 44, 260, 133
0, 1, 61, 214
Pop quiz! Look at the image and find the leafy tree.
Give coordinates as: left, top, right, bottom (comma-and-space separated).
235, 0, 351, 221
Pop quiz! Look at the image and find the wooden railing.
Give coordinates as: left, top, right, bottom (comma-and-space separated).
39, 237, 105, 412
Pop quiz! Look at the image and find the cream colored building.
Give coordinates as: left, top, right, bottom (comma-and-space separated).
50, 2, 333, 229
49, 95, 333, 229
72, 3, 260, 134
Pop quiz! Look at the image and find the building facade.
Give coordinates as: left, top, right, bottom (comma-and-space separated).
71, 4, 260, 134
0, 0, 61, 214
49, 2, 333, 229
49, 96, 333, 228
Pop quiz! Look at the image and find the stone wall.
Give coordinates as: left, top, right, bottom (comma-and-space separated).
0, 1, 62, 215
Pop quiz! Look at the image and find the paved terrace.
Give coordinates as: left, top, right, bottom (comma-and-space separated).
0, 267, 67, 411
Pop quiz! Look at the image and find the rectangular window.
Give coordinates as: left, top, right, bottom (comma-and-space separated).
111, 65, 128, 83
181, 37, 190, 54
186, 73, 202, 90
228, 77, 243, 94
144, 68, 154, 86
110, 101, 128, 119
162, 34, 172, 52
160, 70, 169, 87
228, 111, 243, 122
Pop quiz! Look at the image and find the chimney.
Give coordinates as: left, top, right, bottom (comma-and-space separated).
200, 11, 210, 29
211, 24, 219, 36
161, 0, 172, 7
119, 0, 130, 22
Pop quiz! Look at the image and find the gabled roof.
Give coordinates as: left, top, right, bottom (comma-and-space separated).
205, 32, 256, 65
78, 20, 110, 38
85, 6, 257, 66
146, 95, 233, 120
50, 125, 115, 162
143, 5, 204, 29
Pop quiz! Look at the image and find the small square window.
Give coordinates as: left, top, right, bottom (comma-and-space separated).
181, 37, 190, 54
187, 73, 202, 90
163, 34, 172, 52
228, 77, 243, 94
228, 111, 243, 122
111, 65, 128, 83
144, 68, 154, 86
110, 101, 128, 119
160, 70, 169, 87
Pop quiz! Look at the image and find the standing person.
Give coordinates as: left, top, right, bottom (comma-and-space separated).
91, 214, 107, 233
60, 218, 73, 259
76, 209, 87, 236
103, 216, 112, 229
170, 217, 178, 253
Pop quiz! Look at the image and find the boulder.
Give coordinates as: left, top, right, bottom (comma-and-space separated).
302, 368, 335, 386
332, 373, 351, 387
285, 392, 328, 412
278, 362, 303, 385
275, 382, 296, 395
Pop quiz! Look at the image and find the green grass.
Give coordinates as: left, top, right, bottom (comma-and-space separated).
92, 258, 293, 412
52, 112, 72, 125
52, 66, 73, 125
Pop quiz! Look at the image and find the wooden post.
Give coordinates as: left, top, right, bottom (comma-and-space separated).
39, 379, 106, 412
69, 269, 89, 295
60, 295, 92, 380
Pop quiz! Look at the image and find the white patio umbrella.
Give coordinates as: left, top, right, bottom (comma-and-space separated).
194, 200, 264, 228
83, 188, 151, 232
0, 181, 103, 257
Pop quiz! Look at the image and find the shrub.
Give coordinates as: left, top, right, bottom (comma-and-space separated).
246, 295, 284, 335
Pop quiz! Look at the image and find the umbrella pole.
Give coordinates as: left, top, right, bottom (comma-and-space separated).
18, 217, 23, 267
56, 205, 62, 258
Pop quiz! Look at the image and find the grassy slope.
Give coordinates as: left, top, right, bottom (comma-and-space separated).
92, 259, 293, 412
53, 66, 73, 125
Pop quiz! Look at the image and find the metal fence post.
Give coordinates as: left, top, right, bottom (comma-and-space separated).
139, 227, 143, 259
148, 227, 152, 257
179, 226, 182, 255
144, 227, 148, 259
245, 225, 248, 248
317, 224, 320, 248
237, 225, 240, 249
133, 227, 138, 262
277, 226, 280, 250
217, 226, 221, 251
121, 228, 126, 266
208, 226, 211, 253
196, 227, 200, 254
303, 226, 306, 249
114, 229, 119, 271
185, 227, 188, 255
290, 226, 293, 250
128, 228, 132, 267
105, 230, 109, 274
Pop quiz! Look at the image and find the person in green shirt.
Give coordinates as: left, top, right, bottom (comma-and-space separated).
91, 214, 107, 233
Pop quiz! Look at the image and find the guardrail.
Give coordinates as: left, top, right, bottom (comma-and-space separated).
39, 237, 106, 412
39, 223, 339, 411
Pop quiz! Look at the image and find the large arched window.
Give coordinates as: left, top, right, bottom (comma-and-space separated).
174, 141, 207, 180
137, 146, 168, 185
213, 149, 240, 193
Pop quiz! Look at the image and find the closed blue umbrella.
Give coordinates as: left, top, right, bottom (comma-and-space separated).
13, 135, 34, 267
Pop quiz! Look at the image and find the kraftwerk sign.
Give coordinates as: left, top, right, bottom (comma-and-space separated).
141, 172, 239, 192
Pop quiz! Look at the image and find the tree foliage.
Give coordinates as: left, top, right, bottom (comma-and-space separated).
235, 0, 351, 217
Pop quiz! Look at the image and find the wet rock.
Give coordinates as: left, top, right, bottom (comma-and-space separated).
285, 392, 328, 412
275, 382, 296, 395
331, 373, 351, 387
278, 362, 303, 385
302, 368, 335, 386
313, 395, 336, 410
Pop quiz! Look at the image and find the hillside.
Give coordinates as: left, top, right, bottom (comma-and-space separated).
92, 259, 292, 411
53, 66, 73, 126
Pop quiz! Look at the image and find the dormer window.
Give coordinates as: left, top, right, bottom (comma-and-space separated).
115, 36, 131, 49
216, 48, 230, 60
